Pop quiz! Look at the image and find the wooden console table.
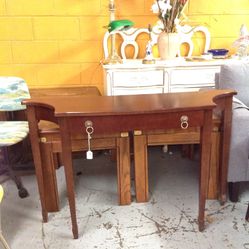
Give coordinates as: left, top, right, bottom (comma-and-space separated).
23, 89, 231, 238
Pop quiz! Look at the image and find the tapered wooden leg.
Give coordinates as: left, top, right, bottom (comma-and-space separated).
207, 131, 220, 199
59, 118, 78, 239
133, 133, 149, 203
116, 135, 131, 205
199, 110, 213, 232
219, 97, 233, 205
26, 107, 48, 223
40, 142, 60, 212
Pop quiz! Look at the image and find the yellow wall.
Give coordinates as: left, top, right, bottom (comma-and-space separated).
0, 0, 249, 93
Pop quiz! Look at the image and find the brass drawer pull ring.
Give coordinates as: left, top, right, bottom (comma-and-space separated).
180, 115, 189, 129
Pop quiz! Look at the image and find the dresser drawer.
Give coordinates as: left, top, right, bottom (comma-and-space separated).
112, 70, 164, 87
170, 67, 220, 85
112, 87, 164, 96
170, 85, 214, 93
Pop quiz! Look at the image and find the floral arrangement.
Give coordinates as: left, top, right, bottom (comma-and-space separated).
151, 0, 188, 33
232, 24, 249, 58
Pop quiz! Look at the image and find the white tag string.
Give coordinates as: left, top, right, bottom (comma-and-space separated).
87, 131, 92, 151
85, 123, 94, 160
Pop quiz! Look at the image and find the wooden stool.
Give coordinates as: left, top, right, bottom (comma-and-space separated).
133, 118, 220, 202
39, 121, 131, 212
133, 92, 234, 204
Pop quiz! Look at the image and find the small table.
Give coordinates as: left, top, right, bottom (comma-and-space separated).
23, 89, 232, 239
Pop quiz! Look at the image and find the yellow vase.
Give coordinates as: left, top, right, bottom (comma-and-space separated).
157, 32, 180, 60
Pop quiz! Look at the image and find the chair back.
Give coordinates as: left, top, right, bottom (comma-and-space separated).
103, 25, 211, 59
0, 77, 30, 112
218, 62, 249, 107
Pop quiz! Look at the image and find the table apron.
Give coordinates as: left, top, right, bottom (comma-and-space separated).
64, 110, 206, 135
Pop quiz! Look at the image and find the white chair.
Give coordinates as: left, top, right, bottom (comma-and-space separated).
0, 185, 11, 249
216, 63, 249, 202
103, 25, 211, 59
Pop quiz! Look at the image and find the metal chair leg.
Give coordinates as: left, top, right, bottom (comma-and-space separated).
228, 182, 240, 202
2, 147, 28, 198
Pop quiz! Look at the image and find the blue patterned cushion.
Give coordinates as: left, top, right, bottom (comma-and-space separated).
0, 77, 30, 111
0, 121, 29, 146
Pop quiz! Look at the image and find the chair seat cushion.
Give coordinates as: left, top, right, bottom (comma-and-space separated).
0, 121, 29, 146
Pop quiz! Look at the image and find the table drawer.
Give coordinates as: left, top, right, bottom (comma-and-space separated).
170, 67, 220, 85
112, 70, 164, 87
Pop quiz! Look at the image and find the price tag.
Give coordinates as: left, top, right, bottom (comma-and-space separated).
86, 150, 93, 160
85, 120, 94, 160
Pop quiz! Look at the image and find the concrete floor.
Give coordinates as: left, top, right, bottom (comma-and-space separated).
1, 146, 249, 249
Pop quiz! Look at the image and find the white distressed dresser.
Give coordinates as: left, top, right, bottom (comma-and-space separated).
102, 58, 233, 96
102, 26, 232, 96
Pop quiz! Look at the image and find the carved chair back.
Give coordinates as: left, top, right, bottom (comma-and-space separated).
103, 25, 211, 59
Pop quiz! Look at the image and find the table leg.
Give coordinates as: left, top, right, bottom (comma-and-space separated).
219, 97, 233, 204
59, 118, 78, 239
133, 133, 149, 202
40, 142, 60, 212
199, 110, 213, 231
26, 107, 48, 223
116, 135, 131, 205
207, 130, 220, 199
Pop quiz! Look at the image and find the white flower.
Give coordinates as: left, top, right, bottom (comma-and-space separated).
151, 0, 188, 33
159, 0, 172, 17
151, 2, 159, 13
174, 18, 180, 26
151, 0, 172, 15
154, 20, 165, 33
174, 18, 180, 32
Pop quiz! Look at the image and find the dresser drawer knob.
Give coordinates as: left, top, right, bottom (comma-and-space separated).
180, 115, 189, 129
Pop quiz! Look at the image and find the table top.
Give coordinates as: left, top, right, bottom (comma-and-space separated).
23, 89, 235, 118
29, 86, 101, 98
